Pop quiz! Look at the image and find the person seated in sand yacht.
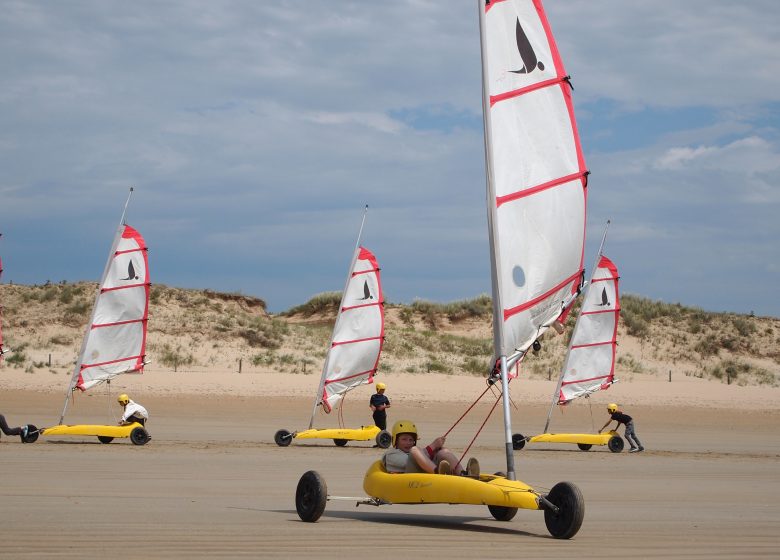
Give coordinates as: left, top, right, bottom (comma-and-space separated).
382, 419, 479, 476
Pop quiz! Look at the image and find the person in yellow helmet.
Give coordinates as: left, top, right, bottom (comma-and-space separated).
369, 382, 391, 431
382, 419, 479, 477
599, 403, 644, 452
117, 394, 149, 426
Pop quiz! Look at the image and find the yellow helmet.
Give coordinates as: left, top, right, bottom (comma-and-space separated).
607, 403, 618, 413
391, 420, 418, 446
118, 394, 130, 405
376, 382, 386, 391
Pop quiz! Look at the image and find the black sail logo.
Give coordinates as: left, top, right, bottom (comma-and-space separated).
597, 287, 610, 307
121, 260, 140, 281
510, 18, 545, 74
358, 280, 373, 301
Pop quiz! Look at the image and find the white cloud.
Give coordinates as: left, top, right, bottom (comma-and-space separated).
1, 0, 778, 316
302, 111, 405, 134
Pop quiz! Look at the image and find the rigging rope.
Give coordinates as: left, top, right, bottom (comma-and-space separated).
337, 391, 346, 429
587, 394, 595, 432
440, 376, 520, 472
457, 390, 503, 469
443, 383, 494, 438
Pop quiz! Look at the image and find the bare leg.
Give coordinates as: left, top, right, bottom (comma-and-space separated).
434, 448, 464, 474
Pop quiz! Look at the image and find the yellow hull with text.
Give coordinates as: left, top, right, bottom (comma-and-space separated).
362, 460, 541, 510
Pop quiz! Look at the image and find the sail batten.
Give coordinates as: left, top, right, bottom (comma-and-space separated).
331, 335, 383, 348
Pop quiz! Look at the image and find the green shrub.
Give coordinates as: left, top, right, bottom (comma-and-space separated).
462, 356, 488, 376
424, 357, 450, 374
732, 317, 756, 337
49, 335, 72, 346
59, 285, 76, 304
158, 344, 194, 372
282, 292, 341, 317
694, 334, 720, 357
5, 351, 26, 367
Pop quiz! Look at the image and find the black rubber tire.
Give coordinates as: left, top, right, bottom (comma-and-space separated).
544, 481, 585, 539
333, 439, 348, 447
376, 430, 392, 449
21, 424, 39, 444
512, 433, 526, 451
296, 470, 327, 522
274, 429, 293, 447
130, 427, 150, 446
577, 443, 592, 451
98, 436, 115, 444
608, 435, 624, 453
487, 472, 518, 521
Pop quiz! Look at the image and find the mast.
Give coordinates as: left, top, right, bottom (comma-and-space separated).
0, 232, 5, 359
308, 205, 369, 429
477, 0, 515, 479
58, 188, 135, 425
543, 220, 610, 433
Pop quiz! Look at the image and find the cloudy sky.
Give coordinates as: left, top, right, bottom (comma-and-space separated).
1, 1, 778, 317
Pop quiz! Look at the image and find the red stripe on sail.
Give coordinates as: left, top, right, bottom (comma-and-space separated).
101, 282, 149, 294
561, 373, 611, 387
80, 354, 145, 371
323, 369, 377, 385
579, 307, 618, 317
571, 340, 611, 351
496, 171, 586, 208
490, 76, 562, 107
114, 247, 145, 257
331, 335, 382, 348
341, 300, 382, 313
504, 270, 580, 321
91, 318, 146, 329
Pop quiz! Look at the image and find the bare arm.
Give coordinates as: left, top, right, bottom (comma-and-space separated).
409, 447, 437, 473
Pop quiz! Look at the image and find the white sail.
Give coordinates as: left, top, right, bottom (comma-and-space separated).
558, 255, 619, 404
317, 247, 384, 414
479, 0, 588, 476
482, 0, 587, 360
74, 224, 150, 391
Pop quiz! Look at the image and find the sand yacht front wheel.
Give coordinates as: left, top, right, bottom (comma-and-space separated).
296, 471, 327, 522
543, 482, 584, 539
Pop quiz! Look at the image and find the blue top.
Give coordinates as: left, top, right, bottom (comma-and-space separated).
610, 411, 633, 425
370, 393, 390, 408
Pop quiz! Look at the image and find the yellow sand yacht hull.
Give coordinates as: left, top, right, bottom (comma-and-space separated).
294, 461, 585, 539
40, 423, 150, 445
362, 460, 540, 510
514, 430, 624, 452
274, 425, 391, 448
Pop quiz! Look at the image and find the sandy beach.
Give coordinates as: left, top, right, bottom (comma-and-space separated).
1, 369, 779, 559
